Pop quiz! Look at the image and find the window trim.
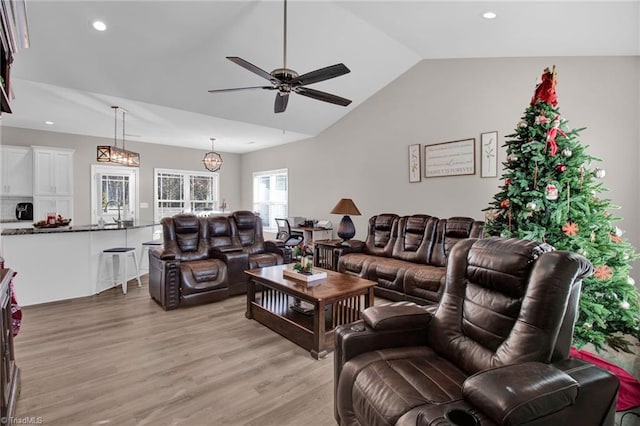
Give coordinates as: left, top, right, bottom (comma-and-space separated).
90, 164, 139, 224
153, 167, 220, 222
253, 168, 288, 233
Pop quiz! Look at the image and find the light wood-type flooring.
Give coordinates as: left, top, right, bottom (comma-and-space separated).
14, 276, 337, 426
14, 276, 640, 426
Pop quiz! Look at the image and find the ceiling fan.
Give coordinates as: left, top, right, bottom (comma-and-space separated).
208, 0, 352, 113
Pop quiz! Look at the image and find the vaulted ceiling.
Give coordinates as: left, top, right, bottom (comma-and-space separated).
3, 1, 639, 153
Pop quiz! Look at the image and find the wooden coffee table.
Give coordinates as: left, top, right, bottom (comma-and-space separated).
245, 264, 376, 359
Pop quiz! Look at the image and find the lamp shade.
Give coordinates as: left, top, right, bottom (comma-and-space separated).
330, 198, 361, 216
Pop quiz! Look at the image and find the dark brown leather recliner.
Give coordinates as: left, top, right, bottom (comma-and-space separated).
230, 210, 284, 269
334, 237, 619, 426
149, 214, 229, 310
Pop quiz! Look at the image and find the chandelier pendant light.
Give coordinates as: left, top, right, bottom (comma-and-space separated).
202, 138, 223, 172
96, 106, 140, 167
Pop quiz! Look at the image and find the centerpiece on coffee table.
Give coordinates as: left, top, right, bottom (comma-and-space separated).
283, 256, 327, 282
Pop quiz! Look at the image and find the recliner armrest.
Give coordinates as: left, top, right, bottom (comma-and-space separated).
264, 240, 291, 263
210, 244, 243, 254
339, 239, 365, 254
362, 305, 432, 330
264, 240, 284, 250
462, 362, 579, 425
156, 248, 177, 260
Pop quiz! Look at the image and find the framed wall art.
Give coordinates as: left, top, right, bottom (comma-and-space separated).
481, 131, 498, 178
408, 144, 421, 182
424, 138, 475, 178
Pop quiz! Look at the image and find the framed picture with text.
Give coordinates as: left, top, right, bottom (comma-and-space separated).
408, 144, 421, 182
481, 131, 498, 178
424, 138, 475, 178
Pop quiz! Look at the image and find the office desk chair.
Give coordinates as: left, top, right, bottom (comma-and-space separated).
275, 218, 304, 247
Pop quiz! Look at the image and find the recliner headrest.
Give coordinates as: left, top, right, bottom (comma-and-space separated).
466, 237, 555, 298
405, 215, 431, 234
233, 211, 256, 230
445, 217, 474, 238
374, 214, 397, 231
207, 216, 232, 236
173, 214, 200, 233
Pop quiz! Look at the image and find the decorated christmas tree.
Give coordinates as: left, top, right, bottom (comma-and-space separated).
485, 66, 640, 352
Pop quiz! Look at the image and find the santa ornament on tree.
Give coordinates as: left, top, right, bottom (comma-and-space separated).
485, 66, 640, 352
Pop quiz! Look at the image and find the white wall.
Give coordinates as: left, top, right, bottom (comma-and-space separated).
2, 56, 639, 281
0, 127, 242, 225
241, 56, 640, 276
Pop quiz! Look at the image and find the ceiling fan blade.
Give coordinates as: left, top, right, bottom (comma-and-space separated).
208, 86, 275, 93
295, 87, 352, 107
274, 92, 289, 113
226, 57, 278, 82
208, 86, 276, 93
290, 63, 350, 86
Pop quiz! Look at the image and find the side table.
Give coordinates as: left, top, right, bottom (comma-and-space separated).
314, 239, 363, 271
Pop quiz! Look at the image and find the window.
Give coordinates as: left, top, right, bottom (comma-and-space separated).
253, 169, 288, 232
154, 168, 219, 221
91, 165, 139, 224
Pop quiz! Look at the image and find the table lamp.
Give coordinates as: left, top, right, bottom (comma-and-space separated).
330, 198, 361, 243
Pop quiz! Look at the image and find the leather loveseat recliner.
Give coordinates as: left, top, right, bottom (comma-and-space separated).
149, 211, 285, 310
334, 237, 619, 426
338, 214, 484, 310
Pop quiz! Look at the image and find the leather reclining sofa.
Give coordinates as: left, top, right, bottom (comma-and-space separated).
338, 214, 484, 310
148, 210, 286, 310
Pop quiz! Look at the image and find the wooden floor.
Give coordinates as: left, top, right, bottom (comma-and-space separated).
14, 276, 337, 426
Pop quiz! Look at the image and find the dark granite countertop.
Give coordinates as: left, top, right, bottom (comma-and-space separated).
1, 221, 158, 236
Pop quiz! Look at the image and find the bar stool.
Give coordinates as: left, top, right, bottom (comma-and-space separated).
140, 239, 163, 271
97, 247, 141, 294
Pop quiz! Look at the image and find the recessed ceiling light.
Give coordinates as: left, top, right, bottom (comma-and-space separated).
483, 12, 497, 20
92, 20, 107, 31
44, 121, 54, 125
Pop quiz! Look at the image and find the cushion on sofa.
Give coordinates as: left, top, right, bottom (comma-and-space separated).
247, 252, 283, 269
430, 217, 478, 267
403, 264, 447, 305
179, 259, 228, 295
370, 258, 413, 292
339, 253, 377, 278
392, 215, 438, 264
205, 216, 238, 248
363, 214, 399, 257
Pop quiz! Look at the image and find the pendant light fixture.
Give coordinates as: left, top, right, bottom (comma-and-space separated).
96, 106, 140, 167
202, 138, 223, 172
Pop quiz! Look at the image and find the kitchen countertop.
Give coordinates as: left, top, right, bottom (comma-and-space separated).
1, 221, 158, 236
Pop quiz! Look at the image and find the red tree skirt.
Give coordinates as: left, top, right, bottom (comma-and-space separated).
571, 347, 640, 411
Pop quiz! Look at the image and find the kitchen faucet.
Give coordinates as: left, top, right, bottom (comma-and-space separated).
104, 200, 122, 222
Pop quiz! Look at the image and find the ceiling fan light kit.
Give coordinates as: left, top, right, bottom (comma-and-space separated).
208, 0, 351, 113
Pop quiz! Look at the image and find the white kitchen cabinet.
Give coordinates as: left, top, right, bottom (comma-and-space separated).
0, 146, 32, 196
32, 147, 74, 196
33, 197, 73, 222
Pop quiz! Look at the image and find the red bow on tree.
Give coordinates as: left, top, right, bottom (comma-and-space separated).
531, 66, 558, 106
